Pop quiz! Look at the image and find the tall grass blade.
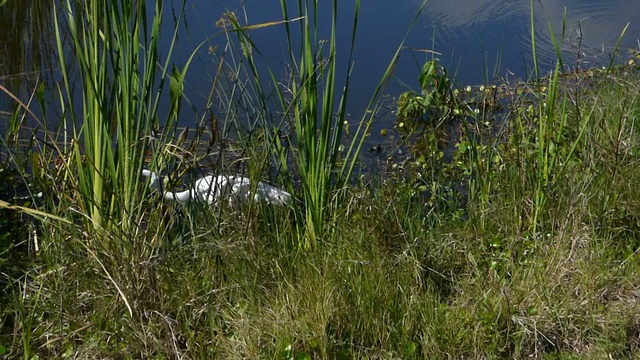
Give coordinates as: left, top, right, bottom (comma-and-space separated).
51, 1, 192, 238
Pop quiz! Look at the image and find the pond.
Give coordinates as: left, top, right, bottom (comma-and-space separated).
0, 0, 639, 145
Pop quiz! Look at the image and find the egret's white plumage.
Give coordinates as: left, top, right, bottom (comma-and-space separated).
141, 169, 291, 206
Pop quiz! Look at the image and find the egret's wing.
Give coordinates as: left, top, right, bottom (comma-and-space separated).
255, 182, 292, 205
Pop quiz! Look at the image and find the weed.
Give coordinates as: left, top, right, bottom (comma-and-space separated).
1, 0, 639, 358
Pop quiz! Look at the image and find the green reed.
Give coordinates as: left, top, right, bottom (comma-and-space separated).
3, 1, 640, 358
527, 0, 628, 231
223, 0, 430, 248
52, 0, 189, 235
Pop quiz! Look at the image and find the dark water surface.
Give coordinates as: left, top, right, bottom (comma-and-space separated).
1, 0, 639, 139
171, 0, 640, 138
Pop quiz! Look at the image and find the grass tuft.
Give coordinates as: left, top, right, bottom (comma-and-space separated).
0, 1, 639, 359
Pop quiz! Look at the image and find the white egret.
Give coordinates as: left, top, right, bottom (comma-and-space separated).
141, 169, 292, 206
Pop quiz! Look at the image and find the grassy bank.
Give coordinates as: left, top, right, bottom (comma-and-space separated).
2, 0, 640, 358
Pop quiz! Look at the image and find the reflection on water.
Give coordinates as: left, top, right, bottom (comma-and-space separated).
175, 0, 639, 138
0, 1, 57, 92
0, 0, 60, 134
179, 1, 638, 114
424, 0, 639, 69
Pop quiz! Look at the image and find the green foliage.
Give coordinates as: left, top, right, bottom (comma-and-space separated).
52, 0, 191, 234
219, 0, 430, 248
2, 0, 640, 359
396, 60, 464, 132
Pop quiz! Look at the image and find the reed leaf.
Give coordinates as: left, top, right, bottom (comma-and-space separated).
52, 0, 189, 238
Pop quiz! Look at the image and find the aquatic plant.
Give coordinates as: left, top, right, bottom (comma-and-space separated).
52, 0, 193, 234
2, 1, 640, 359
223, 0, 430, 248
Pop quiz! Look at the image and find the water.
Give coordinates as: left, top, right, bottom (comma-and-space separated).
1, 0, 639, 143
174, 0, 640, 143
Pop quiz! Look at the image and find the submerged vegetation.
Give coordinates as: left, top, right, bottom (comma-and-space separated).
1, 0, 640, 358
